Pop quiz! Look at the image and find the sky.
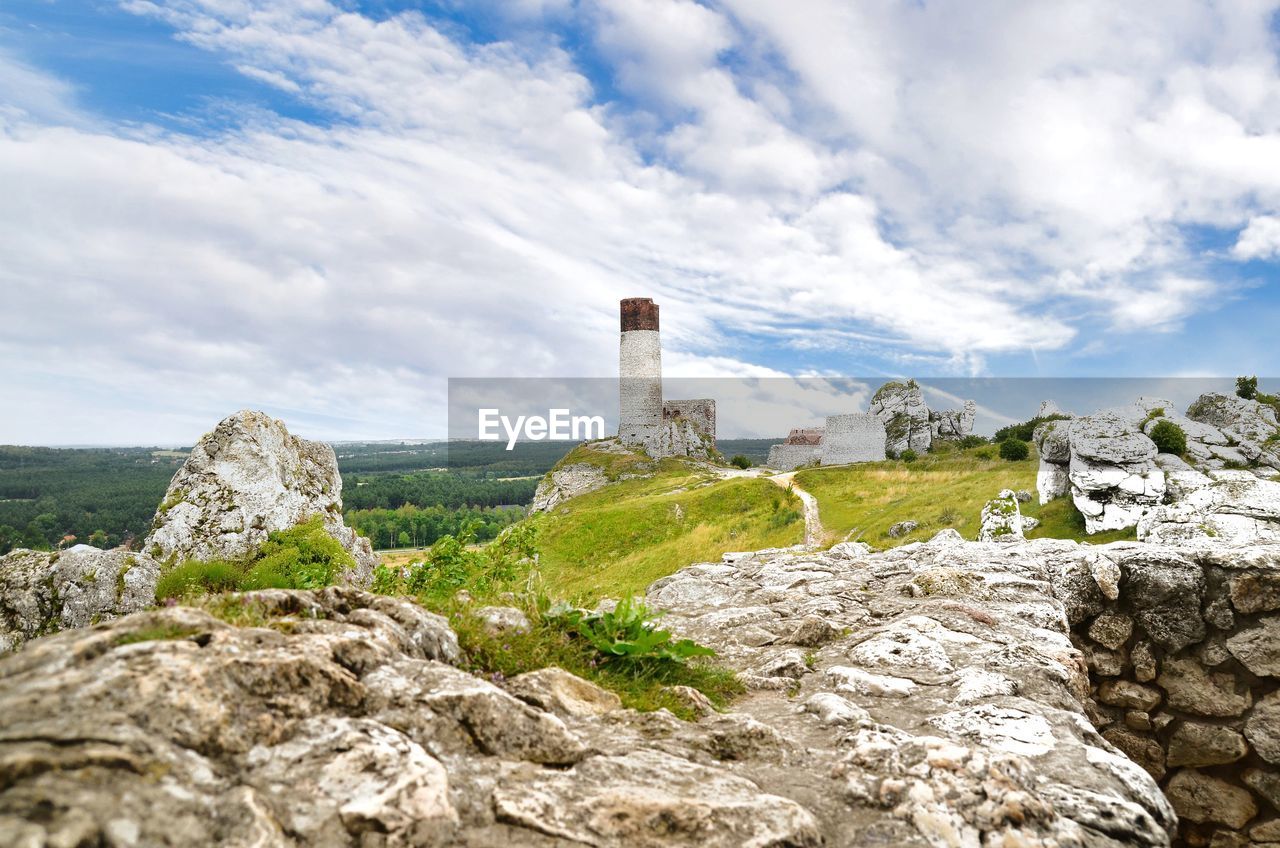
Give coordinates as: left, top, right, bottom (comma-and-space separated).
1, 0, 1279, 444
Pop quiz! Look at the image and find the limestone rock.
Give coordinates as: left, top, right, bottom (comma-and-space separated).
1102, 726, 1166, 780
1247, 693, 1280, 765
530, 462, 608, 512
1225, 617, 1280, 677
475, 605, 531, 635
504, 667, 622, 718
1186, 392, 1280, 472
1038, 400, 1071, 418
929, 400, 977, 441
1229, 570, 1280, 614
1139, 470, 1280, 545
1244, 769, 1280, 812
492, 749, 822, 847
1167, 722, 1249, 767
888, 520, 919, 538
1097, 680, 1162, 711
1120, 549, 1206, 651
0, 546, 160, 653
1158, 656, 1252, 717
1165, 770, 1258, 829
870, 380, 932, 457
978, 489, 1024, 542
1066, 412, 1165, 533
144, 410, 375, 584
1088, 612, 1134, 650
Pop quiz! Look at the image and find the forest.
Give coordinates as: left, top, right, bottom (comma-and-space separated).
0, 437, 780, 554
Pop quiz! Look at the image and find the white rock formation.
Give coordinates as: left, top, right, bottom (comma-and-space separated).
1037, 410, 1165, 533
145, 410, 375, 584
1138, 462, 1280, 545
0, 545, 160, 653
1, 537, 1189, 848
870, 380, 933, 456
978, 489, 1025, 542
929, 400, 977, 440
530, 463, 609, 512
1183, 392, 1280, 473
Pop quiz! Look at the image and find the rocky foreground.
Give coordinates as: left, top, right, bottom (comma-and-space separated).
6, 531, 1277, 847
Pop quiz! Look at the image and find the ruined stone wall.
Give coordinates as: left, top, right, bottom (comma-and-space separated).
766, 443, 821, 471
663, 399, 715, 440
1068, 547, 1280, 846
820, 413, 887, 465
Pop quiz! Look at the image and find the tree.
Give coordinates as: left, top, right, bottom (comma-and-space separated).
729, 455, 752, 469
999, 439, 1030, 461
397, 531, 411, 549
1237, 376, 1259, 400
88, 529, 109, 549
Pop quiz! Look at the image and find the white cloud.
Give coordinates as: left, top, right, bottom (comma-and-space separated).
0, 0, 1277, 442
1233, 215, 1280, 260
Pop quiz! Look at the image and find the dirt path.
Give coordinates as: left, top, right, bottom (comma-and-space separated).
710, 466, 825, 548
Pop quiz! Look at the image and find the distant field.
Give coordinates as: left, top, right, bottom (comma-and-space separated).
796, 443, 1136, 546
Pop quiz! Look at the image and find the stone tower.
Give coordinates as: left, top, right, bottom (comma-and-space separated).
619, 298, 663, 449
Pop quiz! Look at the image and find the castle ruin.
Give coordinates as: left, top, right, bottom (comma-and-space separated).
618, 298, 717, 459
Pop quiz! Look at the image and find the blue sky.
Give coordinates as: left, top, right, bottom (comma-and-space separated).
1, 1, 1279, 443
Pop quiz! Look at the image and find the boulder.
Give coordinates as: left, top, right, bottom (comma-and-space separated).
870, 380, 932, 456
977, 489, 1024, 542
1166, 722, 1249, 767
1186, 392, 1280, 471
0, 546, 161, 653
887, 520, 918, 538
531, 463, 608, 512
144, 410, 375, 585
1225, 616, 1280, 677
1065, 412, 1165, 533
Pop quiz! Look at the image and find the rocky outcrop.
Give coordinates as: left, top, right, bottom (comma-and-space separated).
531, 463, 609, 512
0, 545, 160, 653
0, 586, 819, 848
1182, 393, 1280, 474
145, 410, 375, 584
650, 534, 1177, 846
930, 399, 977, 441
1035, 409, 1166, 533
0, 533, 1199, 848
870, 380, 933, 456
1138, 462, 1280, 545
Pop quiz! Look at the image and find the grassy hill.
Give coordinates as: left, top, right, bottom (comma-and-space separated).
795, 442, 1136, 547
532, 445, 804, 601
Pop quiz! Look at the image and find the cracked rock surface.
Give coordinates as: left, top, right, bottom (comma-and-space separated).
0, 532, 1195, 847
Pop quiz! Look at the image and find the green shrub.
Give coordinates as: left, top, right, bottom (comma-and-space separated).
545, 595, 714, 664
994, 415, 1070, 444
155, 559, 242, 601
973, 447, 995, 460
729, 455, 752, 469
154, 516, 355, 601
957, 435, 988, 449
1149, 419, 1187, 456
998, 439, 1030, 462
1237, 375, 1259, 400
899, 449, 919, 463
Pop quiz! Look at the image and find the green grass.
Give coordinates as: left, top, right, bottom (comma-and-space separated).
439, 596, 743, 720
535, 456, 803, 601
795, 443, 1135, 546
796, 444, 1038, 545
1028, 497, 1137, 544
